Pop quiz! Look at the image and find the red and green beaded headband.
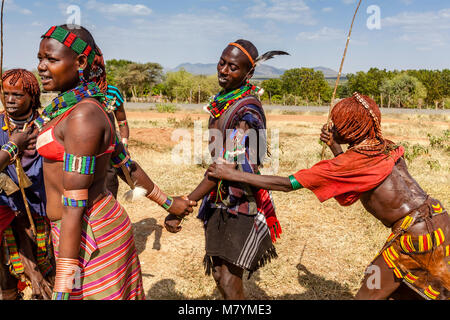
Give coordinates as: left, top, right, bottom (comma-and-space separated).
42, 26, 96, 66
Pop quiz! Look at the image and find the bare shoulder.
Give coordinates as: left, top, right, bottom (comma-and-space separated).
63, 99, 111, 146
66, 99, 108, 128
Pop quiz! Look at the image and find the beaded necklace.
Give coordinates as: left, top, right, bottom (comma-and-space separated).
34, 82, 105, 131
2, 111, 36, 131
204, 81, 263, 118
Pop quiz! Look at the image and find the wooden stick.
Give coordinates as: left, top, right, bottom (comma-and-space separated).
321, 0, 362, 160
0, 0, 36, 236
121, 166, 134, 189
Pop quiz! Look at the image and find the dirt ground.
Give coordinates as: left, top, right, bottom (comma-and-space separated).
113, 109, 450, 300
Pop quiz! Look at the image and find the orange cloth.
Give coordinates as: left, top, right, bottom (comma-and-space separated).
293, 146, 405, 206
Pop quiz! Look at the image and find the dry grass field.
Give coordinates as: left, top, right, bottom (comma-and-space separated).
118, 109, 449, 300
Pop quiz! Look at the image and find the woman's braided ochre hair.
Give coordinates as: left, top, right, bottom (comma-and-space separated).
331, 92, 389, 155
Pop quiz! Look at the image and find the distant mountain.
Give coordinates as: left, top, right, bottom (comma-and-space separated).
313, 66, 342, 78
168, 63, 344, 79
169, 63, 216, 76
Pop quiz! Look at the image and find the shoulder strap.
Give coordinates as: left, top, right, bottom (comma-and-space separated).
217, 95, 263, 136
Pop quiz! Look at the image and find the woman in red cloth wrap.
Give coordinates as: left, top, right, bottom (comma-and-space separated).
165, 40, 285, 300
35, 24, 195, 300
0, 69, 54, 300
207, 93, 449, 300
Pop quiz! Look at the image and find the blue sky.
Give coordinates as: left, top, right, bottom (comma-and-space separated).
2, 0, 449, 73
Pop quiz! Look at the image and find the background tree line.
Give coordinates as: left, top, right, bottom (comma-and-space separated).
104, 59, 449, 109
338, 68, 450, 109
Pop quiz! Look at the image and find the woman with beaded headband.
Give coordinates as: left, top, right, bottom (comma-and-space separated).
208, 93, 449, 300
0, 69, 55, 300
165, 40, 288, 299
35, 25, 196, 300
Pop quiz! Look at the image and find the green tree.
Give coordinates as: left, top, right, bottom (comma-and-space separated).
161, 69, 220, 103
106, 60, 163, 101
280, 68, 332, 104
407, 69, 448, 107
260, 78, 283, 103
105, 59, 134, 86
105, 60, 163, 100
379, 73, 427, 108
345, 68, 393, 104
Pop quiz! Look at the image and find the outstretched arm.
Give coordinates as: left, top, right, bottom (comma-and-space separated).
111, 137, 196, 216
206, 161, 297, 192
187, 175, 218, 202
163, 174, 217, 233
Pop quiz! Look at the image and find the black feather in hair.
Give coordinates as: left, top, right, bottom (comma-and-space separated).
254, 50, 290, 67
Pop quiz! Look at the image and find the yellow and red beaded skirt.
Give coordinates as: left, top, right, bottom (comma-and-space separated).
373, 198, 449, 300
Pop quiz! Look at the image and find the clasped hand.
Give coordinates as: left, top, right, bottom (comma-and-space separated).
10, 124, 38, 152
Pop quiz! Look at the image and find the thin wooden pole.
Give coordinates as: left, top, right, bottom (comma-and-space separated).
321, 0, 362, 160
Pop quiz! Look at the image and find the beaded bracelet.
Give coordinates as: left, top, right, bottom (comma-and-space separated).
161, 196, 174, 211
1, 141, 19, 162
52, 292, 70, 300
62, 197, 87, 208
146, 184, 175, 212
289, 175, 303, 190
111, 151, 132, 169
63, 153, 96, 175
62, 189, 89, 208
118, 120, 128, 128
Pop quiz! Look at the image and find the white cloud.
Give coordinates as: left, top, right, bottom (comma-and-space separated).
322, 7, 333, 13
247, 0, 316, 25
93, 11, 284, 68
382, 9, 450, 48
296, 27, 344, 41
383, 9, 450, 31
87, 1, 152, 16
5, 0, 32, 15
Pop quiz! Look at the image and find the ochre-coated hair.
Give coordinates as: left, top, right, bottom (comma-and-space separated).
331, 93, 388, 155
2, 69, 41, 110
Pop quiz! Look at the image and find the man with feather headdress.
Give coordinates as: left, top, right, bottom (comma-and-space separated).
164, 40, 288, 299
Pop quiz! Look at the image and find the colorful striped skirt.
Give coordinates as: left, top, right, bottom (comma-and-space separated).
51, 193, 145, 300
373, 197, 449, 300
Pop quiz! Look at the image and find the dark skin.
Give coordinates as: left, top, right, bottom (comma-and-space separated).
164, 45, 255, 300
165, 45, 254, 232
0, 77, 53, 299
0, 78, 38, 172
114, 103, 129, 149
37, 38, 196, 262
207, 124, 440, 300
